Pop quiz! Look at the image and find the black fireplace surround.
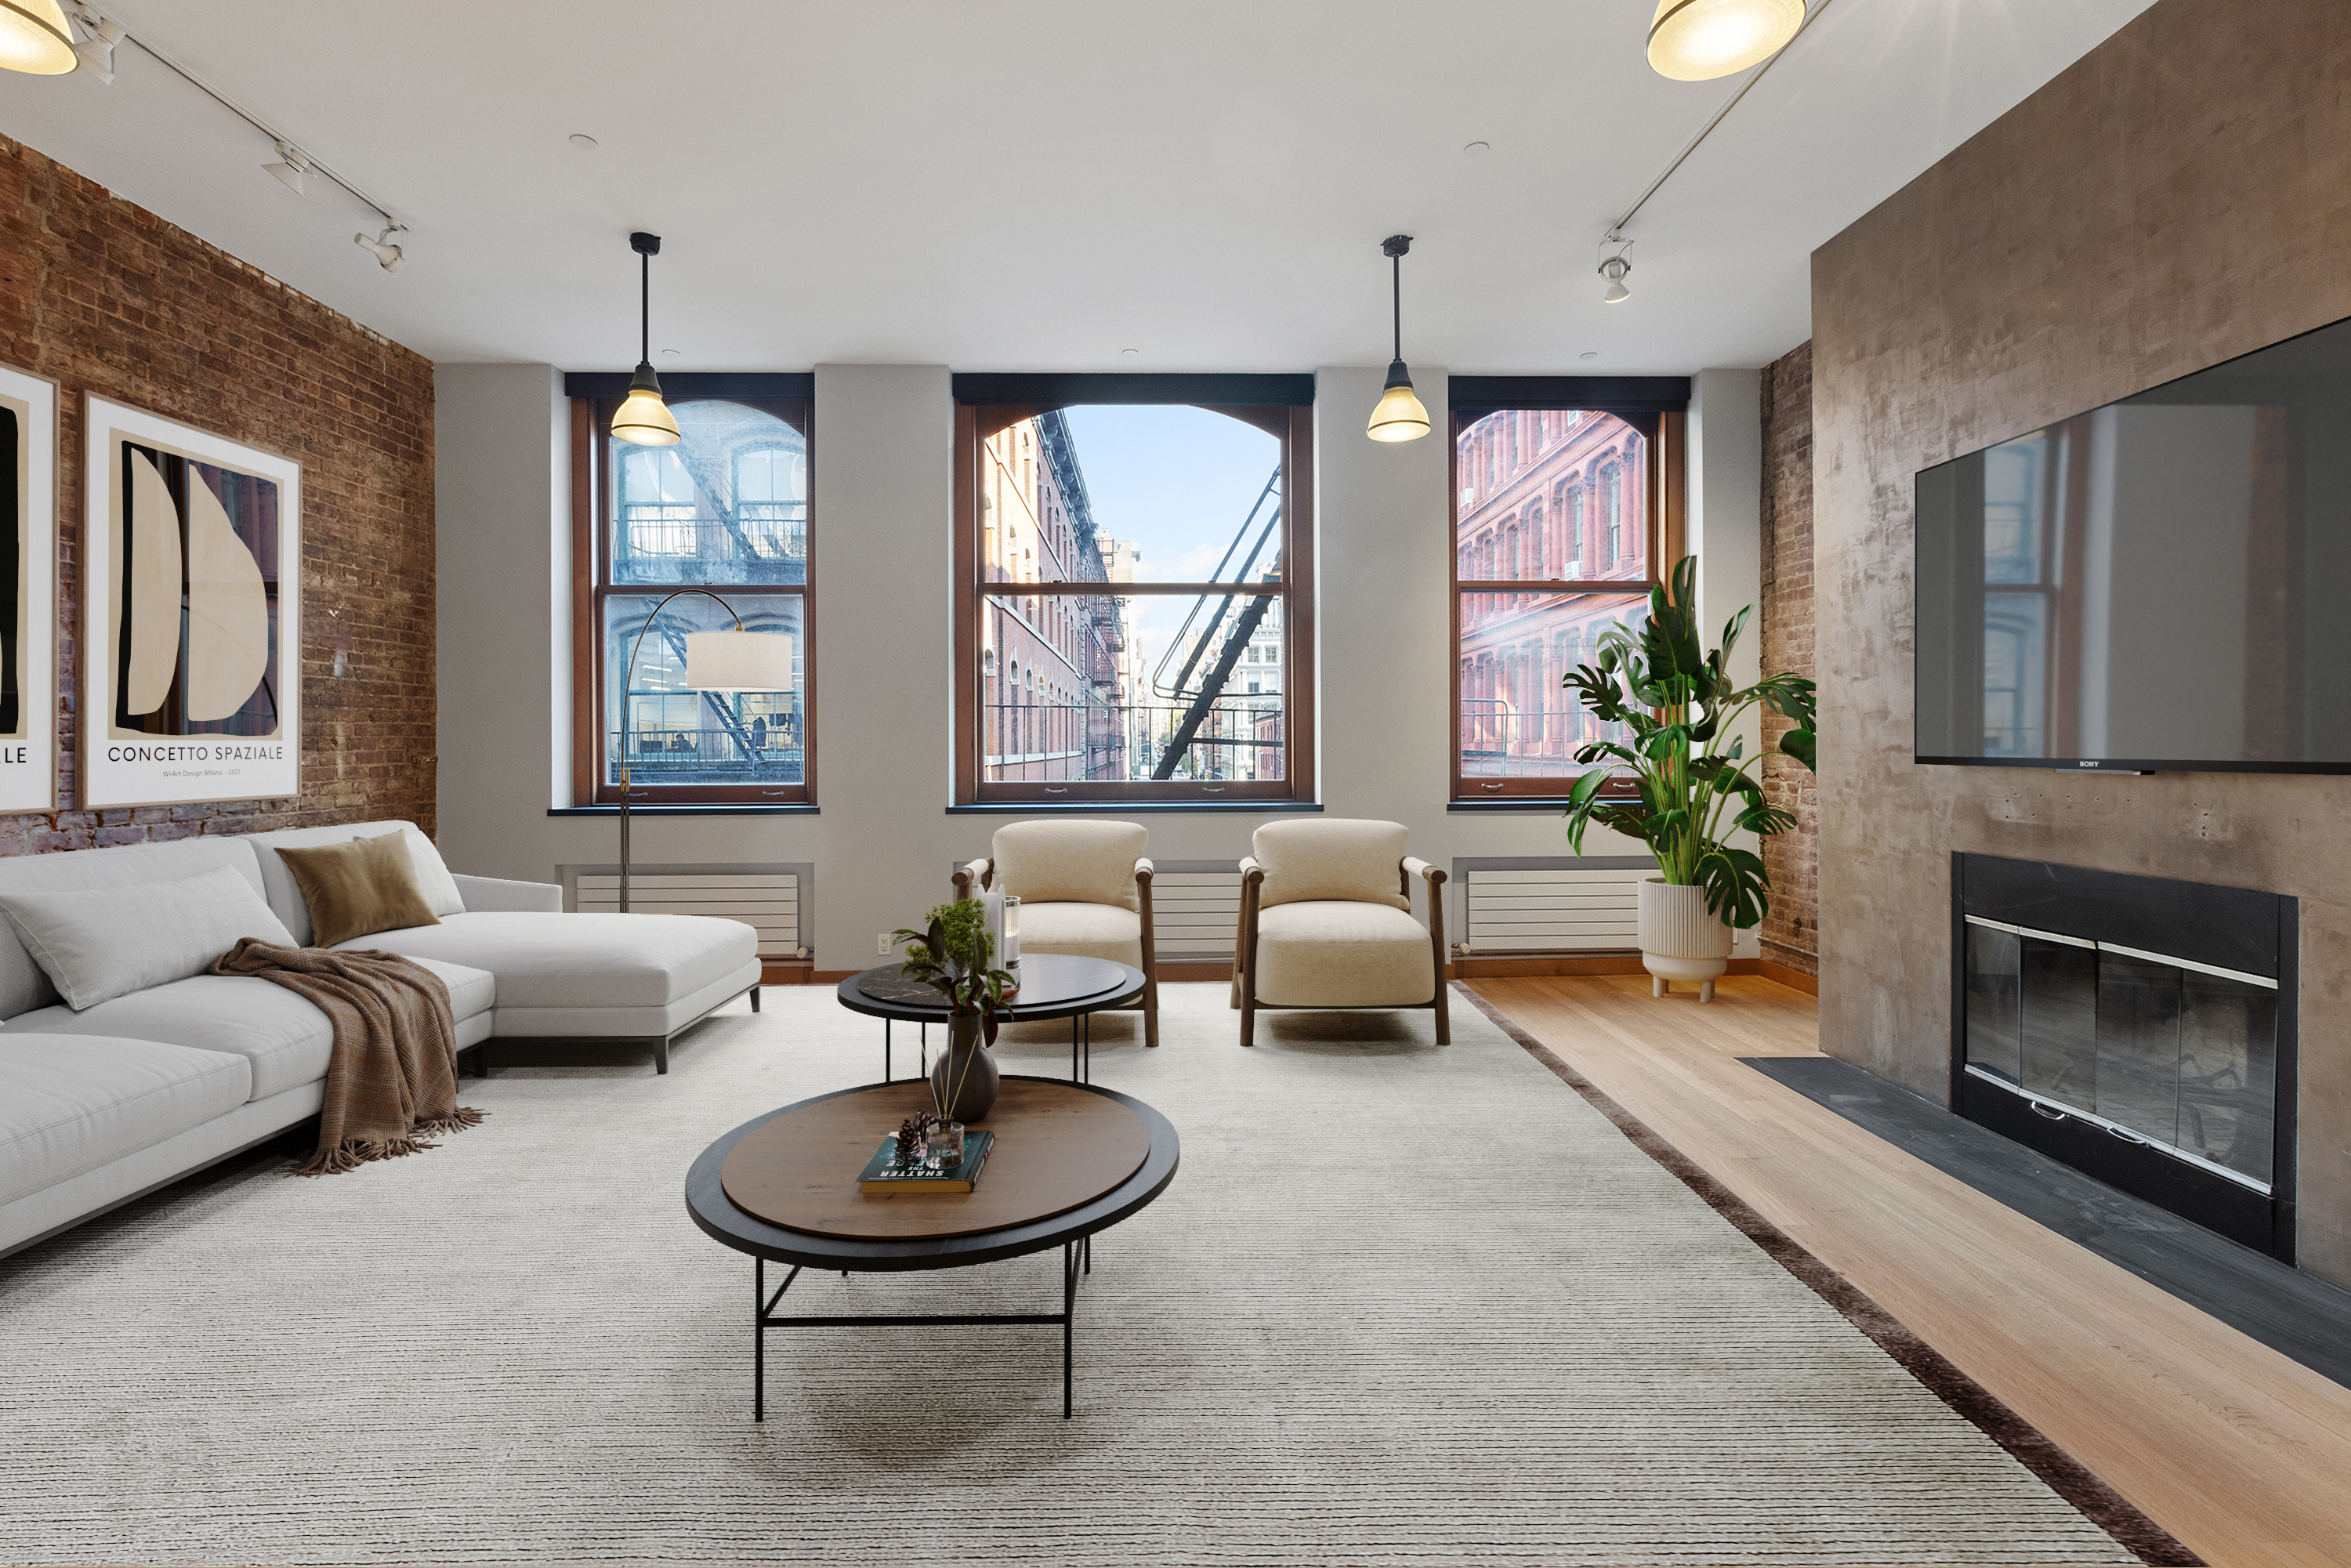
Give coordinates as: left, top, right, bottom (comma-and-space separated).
1950, 853, 2298, 1260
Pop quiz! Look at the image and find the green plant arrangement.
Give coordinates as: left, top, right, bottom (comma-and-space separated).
892, 897, 1020, 1117
1559, 556, 1817, 929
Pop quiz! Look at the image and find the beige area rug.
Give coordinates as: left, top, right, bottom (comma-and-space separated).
0, 983, 2161, 1566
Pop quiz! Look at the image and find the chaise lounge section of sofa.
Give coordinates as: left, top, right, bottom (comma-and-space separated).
0, 821, 759, 1260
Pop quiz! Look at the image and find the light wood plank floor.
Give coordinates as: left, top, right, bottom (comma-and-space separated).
1474, 975, 2351, 1568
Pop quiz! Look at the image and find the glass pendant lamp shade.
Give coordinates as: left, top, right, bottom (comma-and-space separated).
1647, 0, 1805, 81
1366, 235, 1430, 443
684, 628, 795, 692
1368, 362, 1432, 442
611, 363, 680, 446
0, 0, 78, 74
610, 233, 680, 446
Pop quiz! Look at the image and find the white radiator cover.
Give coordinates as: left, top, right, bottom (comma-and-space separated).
1462, 866, 1645, 954
573, 871, 799, 956
1148, 867, 1243, 960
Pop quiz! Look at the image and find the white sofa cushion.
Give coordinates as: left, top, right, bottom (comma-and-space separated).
335, 911, 755, 1009
989, 820, 1147, 911
242, 820, 464, 945
1252, 819, 1411, 911
0, 837, 267, 1019
0, 865, 299, 1012
1016, 902, 1143, 968
0, 1034, 252, 1206
1253, 900, 1434, 1007
5, 959, 494, 1103
491, 958, 763, 1039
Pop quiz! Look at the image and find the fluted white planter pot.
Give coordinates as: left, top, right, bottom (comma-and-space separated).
1636, 878, 1734, 1001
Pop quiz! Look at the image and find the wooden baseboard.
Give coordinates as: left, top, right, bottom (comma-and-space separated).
1154, 960, 1232, 983
1757, 959, 1820, 995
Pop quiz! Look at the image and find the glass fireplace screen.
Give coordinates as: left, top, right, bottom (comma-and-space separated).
1962, 917, 2279, 1190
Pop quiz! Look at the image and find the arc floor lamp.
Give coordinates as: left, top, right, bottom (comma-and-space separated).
615, 589, 795, 911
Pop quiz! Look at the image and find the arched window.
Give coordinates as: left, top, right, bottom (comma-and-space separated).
1451, 403, 1665, 800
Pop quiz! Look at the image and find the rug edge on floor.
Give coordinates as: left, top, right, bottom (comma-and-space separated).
1453, 983, 2203, 1568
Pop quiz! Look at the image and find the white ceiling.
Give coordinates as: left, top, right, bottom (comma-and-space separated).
0, 0, 2154, 376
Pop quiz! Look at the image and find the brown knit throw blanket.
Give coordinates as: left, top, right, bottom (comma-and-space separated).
209, 937, 486, 1176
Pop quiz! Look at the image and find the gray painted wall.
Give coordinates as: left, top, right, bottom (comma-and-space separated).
433, 360, 1763, 969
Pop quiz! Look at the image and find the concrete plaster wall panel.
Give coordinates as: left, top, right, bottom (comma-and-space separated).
1809, 0, 2351, 1284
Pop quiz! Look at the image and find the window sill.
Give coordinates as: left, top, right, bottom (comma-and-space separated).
1448, 799, 1592, 813
549, 805, 820, 817
947, 802, 1324, 816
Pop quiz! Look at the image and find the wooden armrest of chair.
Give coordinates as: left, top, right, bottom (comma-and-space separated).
1404, 856, 1445, 885
1134, 856, 1154, 882
951, 856, 994, 898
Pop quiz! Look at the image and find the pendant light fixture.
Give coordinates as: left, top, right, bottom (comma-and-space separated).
1366, 234, 1430, 444
0, 0, 78, 74
611, 231, 681, 447
1647, 0, 1806, 81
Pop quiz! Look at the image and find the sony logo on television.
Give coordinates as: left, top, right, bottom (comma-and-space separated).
2077, 760, 2102, 768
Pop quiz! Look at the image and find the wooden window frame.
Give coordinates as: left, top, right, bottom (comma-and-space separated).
1448, 393, 1686, 804
569, 393, 815, 806
952, 396, 1316, 806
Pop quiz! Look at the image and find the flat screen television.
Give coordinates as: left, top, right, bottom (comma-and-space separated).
1916, 313, 2351, 774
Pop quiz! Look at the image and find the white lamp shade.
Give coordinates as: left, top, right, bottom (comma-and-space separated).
1367, 382, 1431, 443
0, 0, 77, 74
611, 387, 681, 446
685, 629, 795, 691
1648, 0, 1804, 81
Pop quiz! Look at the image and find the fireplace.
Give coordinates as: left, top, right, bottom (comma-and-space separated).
1951, 854, 2298, 1259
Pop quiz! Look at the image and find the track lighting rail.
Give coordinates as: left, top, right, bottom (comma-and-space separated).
1604, 0, 1836, 241
108, 20, 402, 233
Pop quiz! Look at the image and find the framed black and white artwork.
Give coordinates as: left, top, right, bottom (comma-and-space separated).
0, 363, 57, 814
82, 396, 300, 809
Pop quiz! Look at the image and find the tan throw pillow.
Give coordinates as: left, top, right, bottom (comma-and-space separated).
275, 832, 441, 948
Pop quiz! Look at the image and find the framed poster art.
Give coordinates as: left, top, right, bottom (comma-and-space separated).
0, 364, 57, 813
82, 396, 300, 809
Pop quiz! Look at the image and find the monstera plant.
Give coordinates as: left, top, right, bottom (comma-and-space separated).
1560, 557, 1816, 998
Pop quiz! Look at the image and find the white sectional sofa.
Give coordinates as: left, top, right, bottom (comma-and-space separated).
0, 820, 760, 1259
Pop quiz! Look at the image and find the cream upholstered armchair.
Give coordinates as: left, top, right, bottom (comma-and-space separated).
952, 819, 1159, 1048
1231, 818, 1448, 1048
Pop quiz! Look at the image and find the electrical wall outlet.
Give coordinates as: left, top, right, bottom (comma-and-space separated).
877, 932, 893, 957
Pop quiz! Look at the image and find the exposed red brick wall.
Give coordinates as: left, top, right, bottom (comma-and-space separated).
1759, 340, 1816, 976
0, 135, 433, 855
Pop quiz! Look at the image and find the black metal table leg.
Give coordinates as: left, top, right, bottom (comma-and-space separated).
1063, 1241, 1078, 1418
884, 1018, 892, 1083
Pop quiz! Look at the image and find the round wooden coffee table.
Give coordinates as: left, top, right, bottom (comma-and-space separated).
685, 1075, 1179, 1420
836, 952, 1146, 1083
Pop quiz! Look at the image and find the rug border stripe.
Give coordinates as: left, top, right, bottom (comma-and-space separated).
1455, 982, 2204, 1568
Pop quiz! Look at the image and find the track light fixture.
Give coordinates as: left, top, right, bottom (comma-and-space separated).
66, 2, 118, 80
1366, 234, 1430, 444
1648, 0, 1806, 81
611, 232, 681, 447
0, 0, 75, 74
1598, 233, 1634, 305
354, 224, 406, 272
263, 139, 310, 195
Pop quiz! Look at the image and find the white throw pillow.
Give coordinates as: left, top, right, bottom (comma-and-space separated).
0, 864, 298, 1012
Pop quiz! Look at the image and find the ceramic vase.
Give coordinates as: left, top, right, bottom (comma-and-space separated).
1636, 878, 1734, 1002
930, 1015, 1002, 1121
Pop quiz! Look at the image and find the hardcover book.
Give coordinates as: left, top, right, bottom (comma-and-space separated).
857, 1130, 994, 1195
